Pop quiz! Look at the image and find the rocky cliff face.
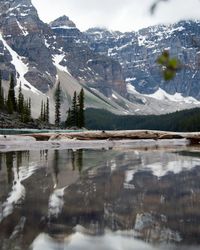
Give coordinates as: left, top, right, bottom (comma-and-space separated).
0, 0, 129, 120
0, 0, 57, 92
84, 21, 200, 99
49, 15, 127, 97
49, 15, 81, 39
0, 1, 127, 104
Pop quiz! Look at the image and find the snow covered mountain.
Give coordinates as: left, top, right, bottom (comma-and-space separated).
0, 0, 128, 120
0, 0, 200, 121
84, 21, 200, 99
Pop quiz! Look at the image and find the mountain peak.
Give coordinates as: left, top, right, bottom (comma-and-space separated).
49, 15, 76, 29
2, 0, 33, 8
0, 0, 38, 21
3, 0, 31, 3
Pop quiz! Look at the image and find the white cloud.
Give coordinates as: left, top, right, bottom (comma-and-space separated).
32, 0, 200, 31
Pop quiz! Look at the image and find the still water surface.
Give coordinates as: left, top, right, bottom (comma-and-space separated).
0, 147, 200, 250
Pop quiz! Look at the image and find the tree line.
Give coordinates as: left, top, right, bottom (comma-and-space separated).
85, 107, 200, 132
0, 73, 85, 128
0, 72, 31, 123
65, 89, 85, 128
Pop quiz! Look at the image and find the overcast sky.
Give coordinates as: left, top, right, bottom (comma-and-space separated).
32, 0, 200, 32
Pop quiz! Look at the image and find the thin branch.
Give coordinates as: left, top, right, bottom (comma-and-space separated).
150, 0, 170, 15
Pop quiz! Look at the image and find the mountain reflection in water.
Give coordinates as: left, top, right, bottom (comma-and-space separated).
0, 147, 200, 250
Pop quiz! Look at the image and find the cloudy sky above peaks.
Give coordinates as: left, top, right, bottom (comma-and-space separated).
32, 0, 200, 31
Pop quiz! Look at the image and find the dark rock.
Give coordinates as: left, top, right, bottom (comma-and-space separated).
0, 0, 57, 93
50, 18, 127, 97
84, 21, 200, 99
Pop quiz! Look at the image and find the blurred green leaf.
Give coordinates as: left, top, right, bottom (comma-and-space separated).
163, 69, 176, 81
157, 50, 181, 81
168, 58, 181, 70
157, 51, 169, 65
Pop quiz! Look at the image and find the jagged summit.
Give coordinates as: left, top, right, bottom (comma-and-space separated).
84, 20, 200, 99
0, 0, 37, 17
0, 0, 56, 93
0, 0, 41, 37
50, 15, 77, 29
1, 0, 32, 5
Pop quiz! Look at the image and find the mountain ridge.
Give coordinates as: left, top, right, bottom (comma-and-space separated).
84, 20, 200, 98
0, 0, 200, 122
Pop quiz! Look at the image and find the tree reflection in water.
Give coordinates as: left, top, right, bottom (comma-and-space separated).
0, 148, 200, 250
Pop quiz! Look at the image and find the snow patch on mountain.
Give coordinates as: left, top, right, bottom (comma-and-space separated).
138, 36, 146, 46
127, 83, 141, 95
112, 93, 118, 99
53, 54, 71, 76
51, 26, 76, 30
0, 34, 42, 94
44, 38, 50, 48
146, 88, 200, 104
127, 83, 200, 105
16, 20, 28, 36
165, 26, 185, 36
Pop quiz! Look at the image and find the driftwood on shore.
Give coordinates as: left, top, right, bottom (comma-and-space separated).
23, 130, 200, 145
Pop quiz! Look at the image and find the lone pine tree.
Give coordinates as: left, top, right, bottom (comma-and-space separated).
46, 97, 49, 124
55, 82, 61, 127
0, 71, 4, 110
77, 88, 85, 128
40, 100, 44, 121
71, 91, 78, 127
18, 82, 24, 114
7, 73, 17, 113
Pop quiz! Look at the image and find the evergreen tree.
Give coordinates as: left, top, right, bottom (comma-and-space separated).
23, 100, 30, 123
0, 71, 4, 110
77, 88, 85, 128
28, 98, 31, 121
7, 96, 13, 114
66, 108, 72, 127
17, 84, 32, 123
43, 102, 46, 122
40, 100, 44, 121
7, 73, 17, 113
71, 91, 77, 127
0, 87, 4, 110
55, 82, 61, 127
46, 98, 49, 124
0, 72, 32, 123
0, 71, 1, 88
39, 99, 50, 123
18, 82, 24, 114
65, 89, 85, 128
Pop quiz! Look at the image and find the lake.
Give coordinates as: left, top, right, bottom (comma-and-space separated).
0, 146, 200, 250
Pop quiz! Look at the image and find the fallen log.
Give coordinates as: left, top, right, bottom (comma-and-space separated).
19, 130, 200, 145
48, 130, 182, 141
